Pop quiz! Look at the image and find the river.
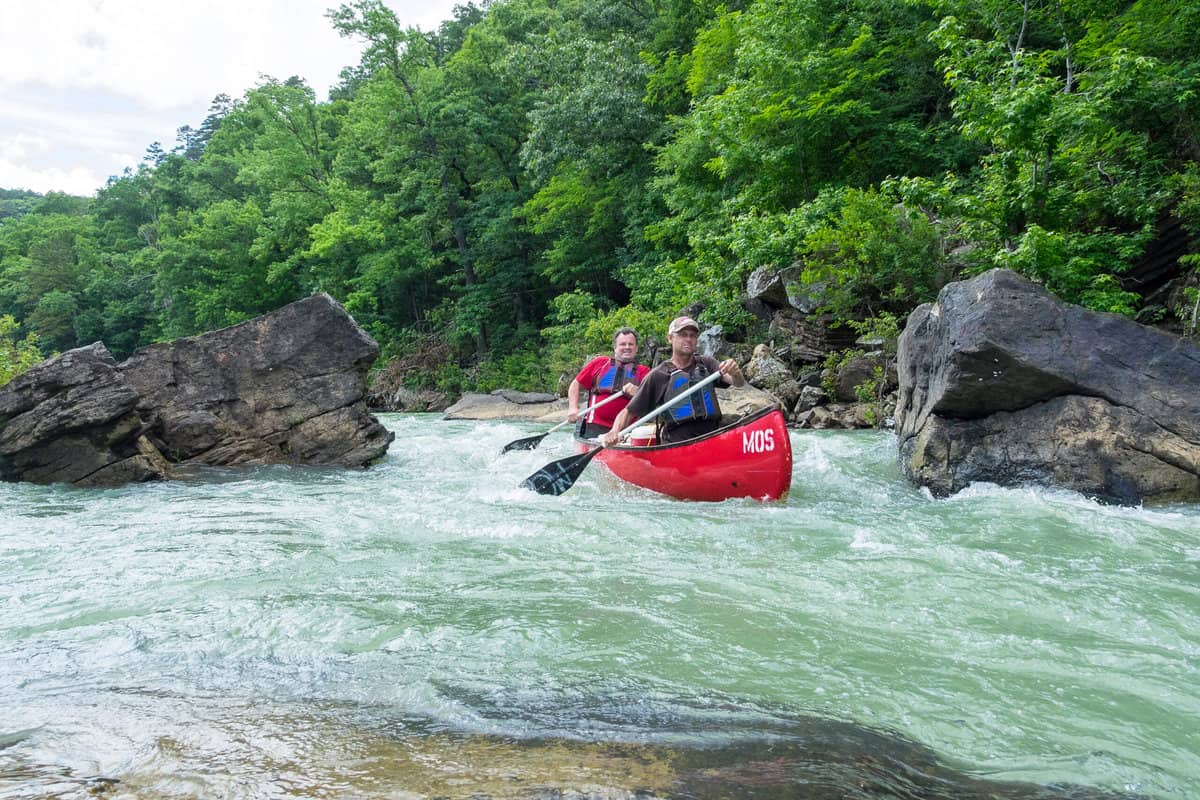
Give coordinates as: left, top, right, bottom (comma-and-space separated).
1, 413, 1197, 799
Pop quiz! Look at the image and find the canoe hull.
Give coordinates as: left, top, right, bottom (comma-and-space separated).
580, 407, 792, 502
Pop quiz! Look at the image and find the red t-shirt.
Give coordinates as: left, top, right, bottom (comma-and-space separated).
574, 355, 651, 428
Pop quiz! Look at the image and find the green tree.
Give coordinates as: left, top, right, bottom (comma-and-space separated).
927, 0, 1198, 311
0, 189, 42, 222
0, 205, 96, 353
331, 0, 494, 355
152, 199, 293, 338
0, 315, 45, 386
649, 0, 969, 324
521, 31, 662, 306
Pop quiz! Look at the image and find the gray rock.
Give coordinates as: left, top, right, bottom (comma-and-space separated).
715, 384, 779, 417
797, 368, 824, 388
393, 387, 451, 412
903, 395, 1199, 502
745, 266, 790, 308
696, 324, 727, 358
80, 436, 174, 488
767, 379, 804, 413
121, 293, 393, 469
831, 352, 890, 403
767, 307, 859, 365
491, 389, 558, 404
795, 403, 870, 429
896, 269, 1200, 504
741, 296, 775, 323
793, 385, 828, 414
0, 343, 169, 486
742, 344, 793, 392
367, 381, 451, 413
786, 277, 829, 314
444, 392, 567, 422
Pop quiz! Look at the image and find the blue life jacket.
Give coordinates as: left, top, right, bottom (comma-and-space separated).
664, 362, 718, 428
593, 359, 643, 395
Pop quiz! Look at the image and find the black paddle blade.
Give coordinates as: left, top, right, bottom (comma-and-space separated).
519, 448, 601, 496
500, 432, 549, 453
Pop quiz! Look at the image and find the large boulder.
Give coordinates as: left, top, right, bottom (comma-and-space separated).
0, 343, 170, 486
120, 293, 393, 468
896, 269, 1200, 504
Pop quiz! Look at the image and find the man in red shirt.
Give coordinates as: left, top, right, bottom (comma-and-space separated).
567, 327, 651, 437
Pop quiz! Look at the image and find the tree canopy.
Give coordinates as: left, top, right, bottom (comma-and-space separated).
2, 0, 1197, 389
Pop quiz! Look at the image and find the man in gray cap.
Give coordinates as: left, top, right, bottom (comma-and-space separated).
604, 316, 745, 445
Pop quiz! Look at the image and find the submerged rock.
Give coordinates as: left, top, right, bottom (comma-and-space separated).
40, 702, 1146, 800
895, 269, 1200, 504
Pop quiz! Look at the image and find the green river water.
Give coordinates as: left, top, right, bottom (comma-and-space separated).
1, 413, 1197, 799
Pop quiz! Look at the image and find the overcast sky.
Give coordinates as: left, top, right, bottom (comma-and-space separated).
0, 1, 462, 197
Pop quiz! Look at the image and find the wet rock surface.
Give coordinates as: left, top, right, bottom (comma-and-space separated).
120, 293, 393, 469
67, 707, 1145, 800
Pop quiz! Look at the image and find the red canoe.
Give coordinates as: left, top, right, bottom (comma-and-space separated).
576, 406, 792, 502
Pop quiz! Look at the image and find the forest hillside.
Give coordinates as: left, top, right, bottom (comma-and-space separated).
2, 0, 1198, 392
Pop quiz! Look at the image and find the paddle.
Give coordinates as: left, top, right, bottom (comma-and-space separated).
520, 368, 725, 496
500, 391, 627, 454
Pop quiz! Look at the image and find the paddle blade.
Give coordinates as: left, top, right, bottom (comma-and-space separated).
519, 448, 601, 496
500, 432, 548, 453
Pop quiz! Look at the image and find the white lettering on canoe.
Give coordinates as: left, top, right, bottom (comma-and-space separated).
742, 428, 775, 454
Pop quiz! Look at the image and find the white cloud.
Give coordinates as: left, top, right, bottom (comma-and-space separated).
0, 158, 105, 197
0, 0, 463, 195
1, 1, 456, 105
0, 132, 49, 162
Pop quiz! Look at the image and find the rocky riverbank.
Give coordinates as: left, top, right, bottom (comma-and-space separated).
420, 269, 1200, 505
372, 264, 898, 432
6, 270, 1196, 503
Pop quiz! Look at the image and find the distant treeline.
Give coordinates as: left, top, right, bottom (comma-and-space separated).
2, 0, 1198, 391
